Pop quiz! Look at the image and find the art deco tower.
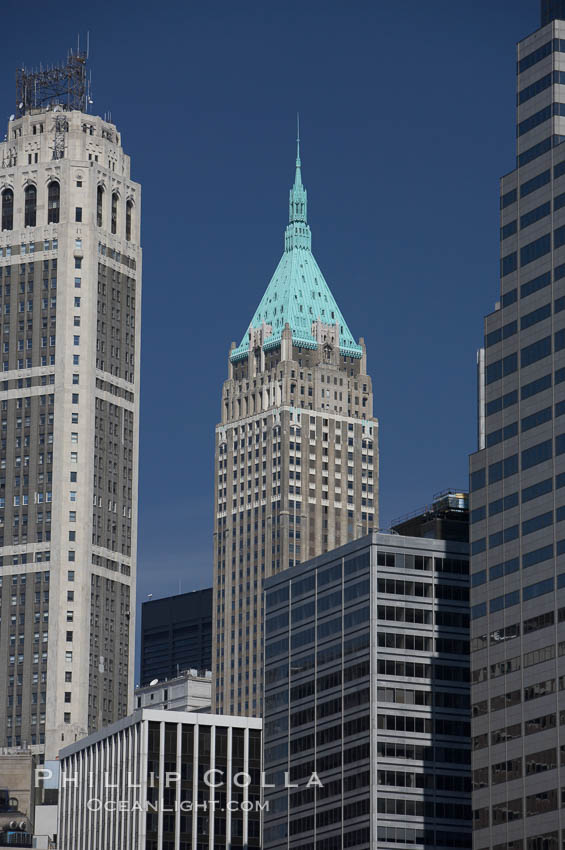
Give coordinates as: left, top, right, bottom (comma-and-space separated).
213, 136, 378, 716
0, 54, 141, 760
470, 3, 565, 845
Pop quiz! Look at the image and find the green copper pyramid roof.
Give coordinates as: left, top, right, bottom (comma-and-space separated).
230, 132, 363, 363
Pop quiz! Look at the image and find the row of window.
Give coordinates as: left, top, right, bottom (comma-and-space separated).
376, 604, 469, 629
471, 432, 565, 491
471, 573, 563, 619
502, 195, 565, 244
377, 685, 469, 709
376, 577, 468, 601
518, 38, 565, 74
376, 551, 468, 574
377, 769, 469, 792
473, 710, 562, 752
517, 102, 565, 138
376, 740, 470, 765
472, 608, 562, 655
375, 827, 470, 848
376, 714, 469, 738
486, 366, 565, 417
476, 832, 560, 850
474, 788, 565, 829
518, 70, 565, 105
376, 659, 468, 682
485, 399, 565, 449
472, 641, 561, 688
0, 183, 134, 239
501, 260, 565, 311
518, 134, 565, 168
485, 331, 565, 385
376, 797, 471, 821
377, 631, 468, 654
500, 158, 565, 211
472, 506, 565, 554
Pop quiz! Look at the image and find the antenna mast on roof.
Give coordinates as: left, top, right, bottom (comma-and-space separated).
15, 47, 89, 118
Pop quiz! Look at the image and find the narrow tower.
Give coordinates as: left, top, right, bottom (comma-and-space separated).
213, 133, 378, 716
0, 53, 141, 760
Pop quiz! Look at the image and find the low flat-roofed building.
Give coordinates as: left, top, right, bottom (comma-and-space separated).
58, 709, 262, 850
135, 670, 212, 713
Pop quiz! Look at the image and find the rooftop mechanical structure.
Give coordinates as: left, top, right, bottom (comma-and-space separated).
15, 50, 90, 117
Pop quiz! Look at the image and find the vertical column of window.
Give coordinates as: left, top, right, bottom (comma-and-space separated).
47, 182, 60, 224
97, 186, 104, 228
2, 189, 13, 231
111, 193, 118, 235
125, 200, 133, 242
24, 186, 36, 228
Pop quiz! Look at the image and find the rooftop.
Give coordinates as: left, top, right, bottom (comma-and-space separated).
230, 130, 363, 362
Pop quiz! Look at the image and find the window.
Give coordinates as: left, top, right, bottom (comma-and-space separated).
97, 185, 104, 227
24, 185, 36, 227
111, 192, 118, 235
126, 200, 133, 241
2, 188, 13, 231
47, 182, 60, 224
75, 207, 82, 223
522, 336, 552, 368
521, 233, 551, 267
74, 257, 81, 269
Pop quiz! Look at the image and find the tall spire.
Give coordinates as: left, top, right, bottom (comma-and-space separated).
287, 115, 310, 249
294, 113, 302, 188
229, 121, 363, 364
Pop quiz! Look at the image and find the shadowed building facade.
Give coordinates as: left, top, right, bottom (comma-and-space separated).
262, 534, 471, 850
213, 138, 378, 716
140, 588, 212, 686
470, 4, 565, 848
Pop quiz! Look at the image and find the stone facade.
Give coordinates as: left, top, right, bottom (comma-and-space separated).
0, 104, 141, 760
213, 144, 378, 716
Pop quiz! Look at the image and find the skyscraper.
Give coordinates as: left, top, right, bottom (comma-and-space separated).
0, 53, 141, 760
213, 135, 377, 715
140, 587, 213, 685
470, 6, 565, 846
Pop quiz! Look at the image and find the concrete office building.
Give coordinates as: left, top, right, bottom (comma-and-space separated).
469, 4, 565, 848
0, 53, 141, 761
57, 709, 262, 850
140, 588, 212, 686
213, 136, 378, 716
135, 670, 212, 713
262, 533, 471, 849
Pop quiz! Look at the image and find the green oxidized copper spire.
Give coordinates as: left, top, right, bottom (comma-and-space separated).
286, 115, 311, 251
230, 123, 362, 362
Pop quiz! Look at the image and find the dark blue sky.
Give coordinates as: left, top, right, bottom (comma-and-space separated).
1, 0, 541, 669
